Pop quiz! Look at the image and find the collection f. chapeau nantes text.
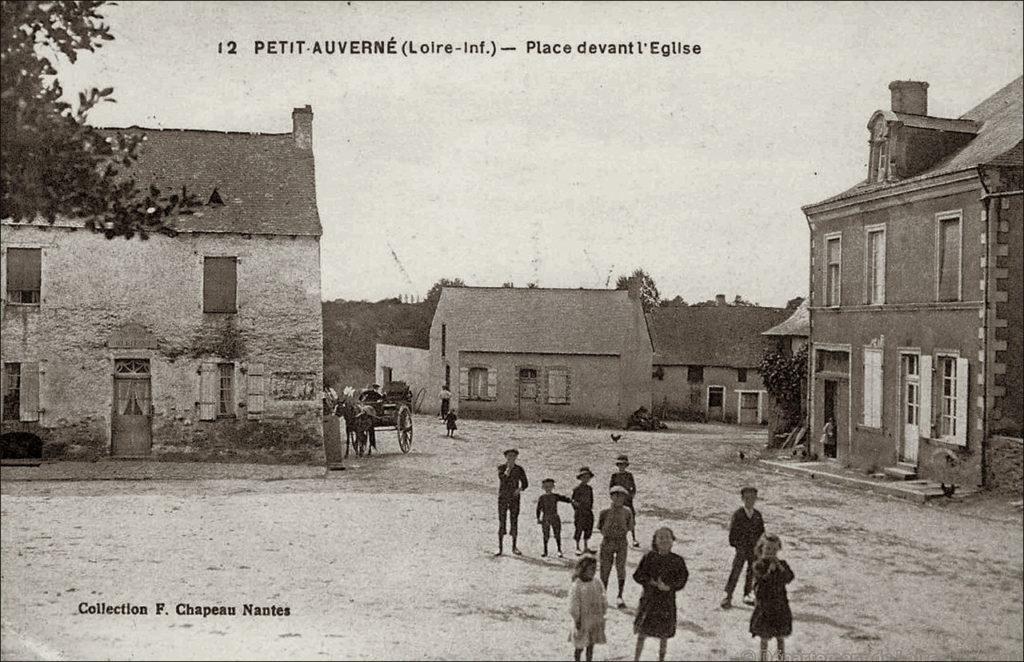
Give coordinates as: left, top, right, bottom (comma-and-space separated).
218, 39, 701, 58
79, 602, 291, 617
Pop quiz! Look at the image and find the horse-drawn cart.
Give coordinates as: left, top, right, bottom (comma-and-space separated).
342, 382, 414, 457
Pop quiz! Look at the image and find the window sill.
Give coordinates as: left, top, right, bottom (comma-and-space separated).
855, 424, 884, 433
4, 302, 40, 309
929, 435, 967, 448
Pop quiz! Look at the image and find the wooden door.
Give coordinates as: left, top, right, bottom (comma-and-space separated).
517, 369, 539, 420
111, 359, 152, 457
823, 380, 839, 459
901, 354, 920, 464
707, 386, 724, 421
739, 392, 759, 425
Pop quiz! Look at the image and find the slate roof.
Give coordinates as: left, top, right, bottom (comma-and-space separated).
437, 287, 650, 355
807, 75, 1023, 209
650, 305, 791, 367
761, 300, 809, 337
95, 127, 321, 236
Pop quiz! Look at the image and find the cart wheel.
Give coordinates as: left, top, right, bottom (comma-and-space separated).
397, 405, 413, 453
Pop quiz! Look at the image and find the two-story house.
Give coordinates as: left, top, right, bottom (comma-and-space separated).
1, 106, 325, 462
803, 78, 1022, 488
428, 283, 653, 426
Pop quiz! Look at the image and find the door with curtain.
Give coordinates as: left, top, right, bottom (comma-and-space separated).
111, 359, 152, 457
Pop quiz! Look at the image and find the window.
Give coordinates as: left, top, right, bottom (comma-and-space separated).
937, 356, 968, 445
865, 226, 885, 304
862, 348, 883, 428
936, 214, 961, 302
218, 363, 234, 416
5, 248, 41, 304
3, 362, 20, 420
203, 257, 237, 313
707, 386, 724, 408
737, 368, 748, 383
547, 369, 570, 404
444, 364, 451, 389
468, 367, 489, 399
825, 235, 841, 307
903, 354, 919, 427
519, 368, 537, 380
441, 324, 446, 357
816, 349, 849, 374
875, 142, 888, 182
687, 366, 704, 384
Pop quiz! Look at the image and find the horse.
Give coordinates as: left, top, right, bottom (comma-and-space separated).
336, 398, 377, 458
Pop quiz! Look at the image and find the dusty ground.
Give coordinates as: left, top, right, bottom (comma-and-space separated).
2, 420, 1022, 661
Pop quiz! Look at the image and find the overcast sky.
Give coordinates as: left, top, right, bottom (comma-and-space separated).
55, 1, 1023, 305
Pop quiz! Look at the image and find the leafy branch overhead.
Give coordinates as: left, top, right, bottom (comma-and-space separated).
1, 0, 198, 238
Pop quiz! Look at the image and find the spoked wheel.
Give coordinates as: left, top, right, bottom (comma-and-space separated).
397, 405, 413, 453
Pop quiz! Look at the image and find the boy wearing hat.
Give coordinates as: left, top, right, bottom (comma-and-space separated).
721, 486, 765, 609
598, 485, 635, 608
610, 455, 640, 548
536, 479, 573, 558
571, 467, 596, 555
496, 448, 529, 556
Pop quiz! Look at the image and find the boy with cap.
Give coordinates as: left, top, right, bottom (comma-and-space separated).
610, 455, 640, 548
496, 448, 529, 556
598, 485, 635, 608
721, 486, 765, 609
536, 479, 573, 558
571, 467, 596, 555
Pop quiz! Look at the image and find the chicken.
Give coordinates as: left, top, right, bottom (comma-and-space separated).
941, 482, 957, 498
610, 434, 622, 443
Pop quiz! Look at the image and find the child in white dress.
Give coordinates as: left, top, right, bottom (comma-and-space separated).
568, 555, 607, 662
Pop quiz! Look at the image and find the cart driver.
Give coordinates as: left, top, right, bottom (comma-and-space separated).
359, 383, 385, 403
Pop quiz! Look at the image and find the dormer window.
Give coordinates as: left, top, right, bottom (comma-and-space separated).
875, 142, 888, 182
208, 188, 224, 206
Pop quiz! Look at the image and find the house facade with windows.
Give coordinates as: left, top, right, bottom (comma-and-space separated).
1, 106, 324, 462
428, 284, 653, 425
803, 78, 1022, 488
650, 300, 790, 424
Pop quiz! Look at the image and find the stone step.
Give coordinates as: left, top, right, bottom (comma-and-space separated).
882, 466, 918, 481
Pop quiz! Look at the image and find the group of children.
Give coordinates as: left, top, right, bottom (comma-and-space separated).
495, 449, 794, 662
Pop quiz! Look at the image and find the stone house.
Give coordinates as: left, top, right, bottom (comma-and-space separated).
0, 106, 324, 462
428, 284, 653, 425
375, 343, 430, 412
650, 299, 790, 424
802, 77, 1022, 488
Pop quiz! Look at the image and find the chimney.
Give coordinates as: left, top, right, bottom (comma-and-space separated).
292, 105, 313, 150
627, 277, 641, 301
888, 81, 928, 116
715, 294, 727, 306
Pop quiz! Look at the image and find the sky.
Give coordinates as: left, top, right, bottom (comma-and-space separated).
54, 1, 1024, 305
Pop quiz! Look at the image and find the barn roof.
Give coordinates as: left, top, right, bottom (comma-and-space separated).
761, 300, 809, 337
94, 127, 321, 236
437, 287, 650, 355
806, 75, 1023, 210
651, 305, 790, 367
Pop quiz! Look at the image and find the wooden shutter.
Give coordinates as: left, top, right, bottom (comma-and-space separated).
6, 248, 41, 293
863, 349, 882, 427
19, 362, 39, 422
862, 351, 872, 425
247, 363, 265, 419
877, 233, 886, 303
459, 367, 469, 398
199, 362, 217, 420
547, 370, 568, 404
486, 369, 497, 400
954, 357, 969, 446
919, 354, 933, 438
203, 257, 237, 313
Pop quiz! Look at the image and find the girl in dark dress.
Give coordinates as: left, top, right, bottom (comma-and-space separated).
749, 533, 794, 662
632, 527, 689, 662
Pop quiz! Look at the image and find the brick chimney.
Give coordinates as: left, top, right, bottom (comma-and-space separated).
715, 294, 727, 306
292, 105, 313, 150
889, 81, 928, 116
627, 277, 641, 301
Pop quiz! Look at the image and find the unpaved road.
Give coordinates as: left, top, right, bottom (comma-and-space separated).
2, 420, 1022, 660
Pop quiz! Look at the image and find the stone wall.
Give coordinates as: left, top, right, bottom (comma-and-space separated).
1, 224, 323, 463
986, 435, 1023, 494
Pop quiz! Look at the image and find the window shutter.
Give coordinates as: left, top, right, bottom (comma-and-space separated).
863, 349, 882, 427
862, 351, 872, 425
878, 235, 886, 303
873, 351, 883, 426
247, 363, 265, 419
199, 362, 217, 420
547, 370, 568, 404
203, 257, 237, 313
919, 355, 933, 438
19, 362, 40, 422
486, 369, 497, 400
459, 367, 469, 398
954, 358, 969, 446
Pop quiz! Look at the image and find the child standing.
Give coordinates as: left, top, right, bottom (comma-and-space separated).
496, 448, 528, 556
633, 527, 689, 662
598, 485, 635, 608
749, 533, 794, 662
568, 554, 607, 662
610, 455, 641, 548
536, 479, 573, 557
721, 486, 765, 609
445, 410, 458, 437
571, 467, 596, 555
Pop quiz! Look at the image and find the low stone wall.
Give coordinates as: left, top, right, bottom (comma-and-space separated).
986, 435, 1023, 494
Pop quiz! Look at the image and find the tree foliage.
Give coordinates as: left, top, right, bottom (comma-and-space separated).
760, 345, 808, 429
1, 0, 197, 238
615, 268, 660, 313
